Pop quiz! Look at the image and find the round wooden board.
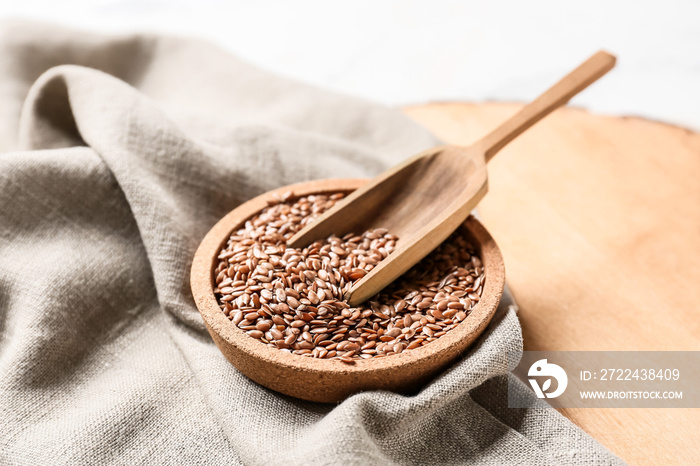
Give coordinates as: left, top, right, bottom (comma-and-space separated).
403, 102, 700, 466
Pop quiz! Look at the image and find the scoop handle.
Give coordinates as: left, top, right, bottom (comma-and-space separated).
476, 50, 616, 162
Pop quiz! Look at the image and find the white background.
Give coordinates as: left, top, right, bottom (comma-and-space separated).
1, 0, 698, 129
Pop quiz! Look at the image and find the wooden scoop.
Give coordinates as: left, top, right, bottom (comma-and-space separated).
288, 50, 616, 305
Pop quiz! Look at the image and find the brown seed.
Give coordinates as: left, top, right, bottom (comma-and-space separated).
345, 342, 361, 351
272, 315, 285, 326
443, 309, 458, 318
308, 290, 320, 304
331, 246, 347, 256
214, 192, 485, 361
374, 311, 389, 320
256, 320, 272, 332
248, 330, 264, 339
277, 303, 290, 313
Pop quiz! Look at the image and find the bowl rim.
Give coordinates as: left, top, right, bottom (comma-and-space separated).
190, 178, 505, 376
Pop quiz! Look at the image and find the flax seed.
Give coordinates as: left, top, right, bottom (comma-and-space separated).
214, 192, 485, 361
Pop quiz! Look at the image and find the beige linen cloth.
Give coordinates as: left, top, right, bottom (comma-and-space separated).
0, 21, 623, 465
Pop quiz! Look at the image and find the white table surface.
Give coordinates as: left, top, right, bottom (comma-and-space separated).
2, 0, 699, 130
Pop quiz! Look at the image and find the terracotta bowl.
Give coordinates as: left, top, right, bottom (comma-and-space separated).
190, 179, 505, 403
